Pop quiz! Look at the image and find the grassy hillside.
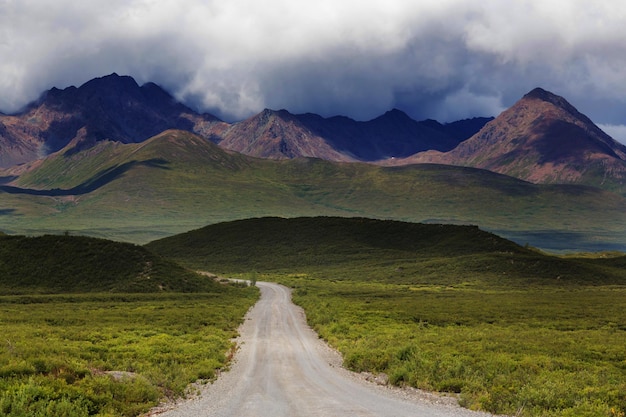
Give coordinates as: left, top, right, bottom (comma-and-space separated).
145, 216, 522, 269
147, 216, 626, 416
0, 234, 220, 294
145, 216, 626, 287
0, 231, 259, 415
1, 130, 625, 251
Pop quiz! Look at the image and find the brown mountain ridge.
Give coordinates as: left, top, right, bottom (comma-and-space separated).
0, 74, 225, 167
0, 73, 488, 168
393, 87, 626, 192
1, 74, 625, 194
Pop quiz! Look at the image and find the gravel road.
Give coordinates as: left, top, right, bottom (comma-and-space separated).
151, 282, 499, 417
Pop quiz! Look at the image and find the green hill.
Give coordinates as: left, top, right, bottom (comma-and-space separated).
145, 216, 522, 267
1, 130, 625, 251
146, 217, 626, 287
0, 233, 220, 294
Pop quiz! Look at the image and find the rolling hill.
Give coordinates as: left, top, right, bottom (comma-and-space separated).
145, 216, 626, 286
145, 216, 527, 271
1, 130, 624, 251
0, 233, 220, 294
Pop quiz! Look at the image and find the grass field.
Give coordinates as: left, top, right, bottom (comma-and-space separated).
2, 131, 625, 251
0, 291, 258, 416
148, 217, 626, 417
0, 232, 259, 416
284, 279, 626, 417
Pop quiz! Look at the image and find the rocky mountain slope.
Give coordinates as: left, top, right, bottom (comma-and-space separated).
292, 110, 489, 160
216, 109, 356, 161
0, 74, 488, 167
217, 108, 489, 161
2, 74, 625, 194
400, 88, 626, 192
0, 74, 225, 167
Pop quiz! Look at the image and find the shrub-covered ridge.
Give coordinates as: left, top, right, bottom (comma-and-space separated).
0, 234, 218, 294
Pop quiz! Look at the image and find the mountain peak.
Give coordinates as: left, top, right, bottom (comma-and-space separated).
79, 73, 141, 96
376, 108, 413, 123
385, 108, 410, 116
522, 87, 581, 118
406, 87, 626, 188
256, 108, 294, 124
262, 108, 292, 116
523, 87, 552, 100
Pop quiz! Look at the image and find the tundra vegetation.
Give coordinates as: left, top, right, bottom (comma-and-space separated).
2, 131, 625, 252
0, 234, 258, 416
147, 217, 626, 417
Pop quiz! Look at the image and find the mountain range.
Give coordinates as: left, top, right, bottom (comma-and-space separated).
0, 73, 487, 167
2, 73, 625, 195
1, 74, 625, 251
0, 74, 221, 167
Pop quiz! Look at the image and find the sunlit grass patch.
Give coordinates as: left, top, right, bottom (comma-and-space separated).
0, 290, 258, 416
284, 279, 626, 416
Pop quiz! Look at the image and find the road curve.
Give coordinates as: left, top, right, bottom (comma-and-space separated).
154, 282, 496, 417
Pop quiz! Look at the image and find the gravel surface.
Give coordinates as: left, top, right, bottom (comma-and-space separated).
146, 282, 501, 417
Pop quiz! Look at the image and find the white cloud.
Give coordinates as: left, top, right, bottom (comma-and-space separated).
0, 0, 625, 127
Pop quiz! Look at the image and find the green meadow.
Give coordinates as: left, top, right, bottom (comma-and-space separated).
148, 217, 626, 417
0, 292, 258, 416
286, 280, 626, 417
2, 130, 625, 252
0, 234, 259, 416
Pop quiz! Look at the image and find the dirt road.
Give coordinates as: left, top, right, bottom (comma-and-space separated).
155, 282, 496, 417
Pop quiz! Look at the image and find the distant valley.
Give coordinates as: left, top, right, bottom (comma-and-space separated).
0, 74, 625, 252
0, 130, 623, 251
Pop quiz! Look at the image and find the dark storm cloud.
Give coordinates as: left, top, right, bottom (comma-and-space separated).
1, 0, 626, 142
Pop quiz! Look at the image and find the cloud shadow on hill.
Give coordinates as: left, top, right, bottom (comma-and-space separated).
0, 159, 169, 196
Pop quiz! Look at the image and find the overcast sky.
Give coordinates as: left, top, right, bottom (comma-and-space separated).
1, 0, 626, 143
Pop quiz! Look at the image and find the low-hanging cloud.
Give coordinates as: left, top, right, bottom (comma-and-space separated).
1, 0, 625, 140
